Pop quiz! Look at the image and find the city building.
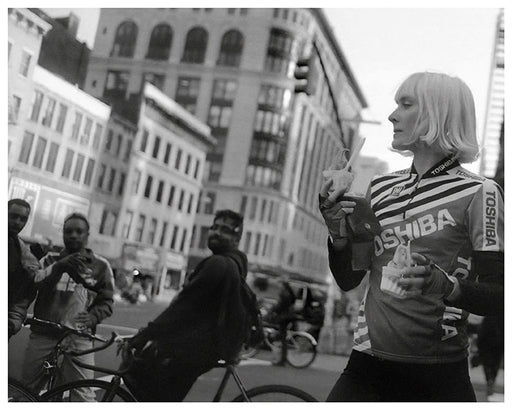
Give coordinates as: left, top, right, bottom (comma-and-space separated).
28, 8, 90, 88
113, 83, 215, 300
84, 8, 368, 300
8, 8, 51, 151
479, 9, 504, 179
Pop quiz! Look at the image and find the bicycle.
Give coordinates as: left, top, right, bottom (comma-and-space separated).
8, 377, 39, 402
10, 317, 318, 402
241, 322, 318, 368
7, 316, 121, 402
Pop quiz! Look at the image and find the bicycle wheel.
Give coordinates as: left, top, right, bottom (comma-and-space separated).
40, 379, 135, 402
286, 333, 317, 368
232, 384, 318, 402
8, 378, 39, 402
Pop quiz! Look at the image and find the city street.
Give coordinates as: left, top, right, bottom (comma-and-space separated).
8, 299, 503, 402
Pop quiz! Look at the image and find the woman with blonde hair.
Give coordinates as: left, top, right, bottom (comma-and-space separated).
319, 72, 503, 401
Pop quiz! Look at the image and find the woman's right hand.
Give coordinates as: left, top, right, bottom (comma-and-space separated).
319, 179, 356, 250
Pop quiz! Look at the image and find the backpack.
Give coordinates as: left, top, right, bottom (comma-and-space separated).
240, 280, 265, 348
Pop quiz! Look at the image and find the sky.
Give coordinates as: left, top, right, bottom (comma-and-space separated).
39, 2, 506, 173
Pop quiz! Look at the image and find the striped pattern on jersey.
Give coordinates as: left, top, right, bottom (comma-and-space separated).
353, 287, 371, 353
370, 170, 481, 228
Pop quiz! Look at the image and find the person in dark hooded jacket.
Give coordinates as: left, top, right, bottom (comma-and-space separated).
122, 209, 249, 402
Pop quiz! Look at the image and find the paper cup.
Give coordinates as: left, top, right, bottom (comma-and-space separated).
322, 169, 354, 192
380, 266, 408, 298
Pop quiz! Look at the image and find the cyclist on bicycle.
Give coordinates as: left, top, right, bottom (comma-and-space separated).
21, 213, 115, 401
121, 210, 251, 402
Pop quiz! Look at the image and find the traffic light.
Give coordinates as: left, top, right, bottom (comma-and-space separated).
293, 54, 318, 95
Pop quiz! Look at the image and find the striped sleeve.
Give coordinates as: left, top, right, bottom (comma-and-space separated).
467, 179, 504, 252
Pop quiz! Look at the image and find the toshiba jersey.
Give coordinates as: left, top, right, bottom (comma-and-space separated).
353, 157, 504, 364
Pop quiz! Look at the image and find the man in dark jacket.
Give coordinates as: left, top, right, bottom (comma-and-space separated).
123, 209, 249, 401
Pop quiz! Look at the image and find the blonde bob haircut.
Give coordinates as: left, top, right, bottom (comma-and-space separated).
395, 72, 479, 163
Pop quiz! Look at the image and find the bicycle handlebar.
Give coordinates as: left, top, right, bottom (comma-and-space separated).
24, 316, 110, 343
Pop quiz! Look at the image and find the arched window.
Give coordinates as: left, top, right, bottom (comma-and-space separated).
111, 21, 138, 57
181, 27, 208, 64
146, 23, 173, 60
217, 29, 244, 67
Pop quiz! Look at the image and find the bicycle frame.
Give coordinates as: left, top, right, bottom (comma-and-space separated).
212, 363, 250, 402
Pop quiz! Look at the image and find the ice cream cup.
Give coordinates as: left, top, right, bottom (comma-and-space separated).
380, 266, 408, 298
322, 169, 354, 193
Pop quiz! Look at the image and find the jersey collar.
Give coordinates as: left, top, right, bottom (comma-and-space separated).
409, 156, 460, 179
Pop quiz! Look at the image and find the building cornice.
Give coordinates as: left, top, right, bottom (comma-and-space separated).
310, 8, 368, 108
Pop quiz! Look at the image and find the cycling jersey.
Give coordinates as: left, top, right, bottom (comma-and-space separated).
352, 157, 504, 364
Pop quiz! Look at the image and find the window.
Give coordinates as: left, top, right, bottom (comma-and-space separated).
175, 77, 200, 114
71, 112, 83, 140
142, 72, 165, 90
81, 117, 93, 145
156, 180, 164, 203
122, 211, 134, 239
118, 172, 126, 196
135, 214, 146, 242
96, 163, 107, 188
198, 226, 209, 249
83, 158, 95, 186
152, 136, 161, 159
92, 123, 103, 149
179, 228, 188, 252
175, 148, 182, 170
17, 131, 32, 164
61, 149, 75, 178
146, 24, 173, 60
32, 137, 47, 169
207, 105, 232, 129
99, 210, 117, 236
159, 222, 168, 247
194, 159, 200, 179
107, 168, 117, 192
181, 27, 208, 63
187, 192, 194, 214
132, 169, 141, 194
163, 143, 172, 164
258, 84, 291, 109
55, 103, 68, 133
104, 129, 114, 151
264, 28, 297, 76
144, 175, 153, 198
72, 154, 85, 182
104, 70, 129, 100
19, 50, 32, 77
41, 97, 56, 127
148, 218, 157, 244
140, 128, 149, 152
167, 185, 175, 207
115, 134, 123, 157
212, 79, 238, 101
183, 155, 192, 176
177, 189, 185, 211
10, 95, 22, 123
204, 191, 216, 214
240, 195, 247, 215
45, 142, 59, 173
29, 91, 44, 122
124, 139, 132, 161
170, 225, 179, 250
111, 20, 138, 57
217, 30, 244, 67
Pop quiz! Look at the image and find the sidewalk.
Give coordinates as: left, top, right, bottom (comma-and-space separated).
311, 353, 504, 395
